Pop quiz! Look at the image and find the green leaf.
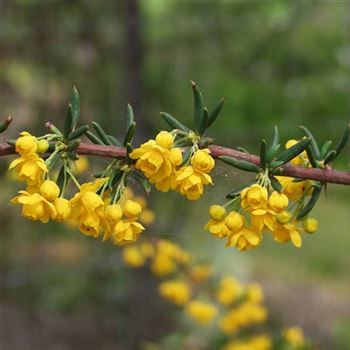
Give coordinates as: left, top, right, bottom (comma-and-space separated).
219, 156, 260, 173
108, 135, 122, 147
334, 123, 350, 156
7, 139, 16, 147
68, 152, 79, 161
297, 185, 322, 220
324, 150, 337, 165
132, 171, 151, 194
64, 104, 73, 139
270, 160, 285, 168
86, 131, 104, 145
271, 125, 279, 149
109, 169, 123, 188
181, 148, 192, 166
199, 107, 209, 136
126, 142, 134, 159
305, 144, 319, 168
269, 176, 282, 192
0, 116, 12, 133
276, 138, 311, 165
126, 103, 134, 130
266, 144, 280, 163
66, 139, 81, 152
160, 112, 190, 132
68, 125, 89, 140
260, 139, 267, 168
92, 121, 111, 145
56, 166, 66, 190
123, 121, 136, 147
191, 81, 203, 132
226, 180, 257, 199
320, 140, 333, 159
207, 97, 225, 128
237, 146, 250, 154
70, 86, 80, 127
49, 152, 61, 170
45, 122, 63, 137
299, 126, 320, 160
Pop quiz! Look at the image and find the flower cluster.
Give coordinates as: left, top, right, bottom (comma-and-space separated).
206, 139, 319, 250
130, 131, 215, 200
121, 239, 313, 349
9, 132, 154, 246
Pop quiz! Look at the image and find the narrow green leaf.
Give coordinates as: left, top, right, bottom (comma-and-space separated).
199, 107, 209, 136
68, 152, 79, 161
56, 166, 66, 190
191, 81, 203, 132
324, 150, 337, 165
299, 126, 320, 159
109, 169, 123, 187
207, 97, 225, 128
70, 86, 80, 126
181, 148, 192, 166
126, 142, 134, 158
0, 116, 12, 133
320, 140, 333, 159
132, 171, 151, 194
271, 125, 279, 149
126, 103, 134, 130
92, 121, 111, 145
260, 139, 267, 169
7, 139, 16, 147
297, 185, 322, 220
266, 144, 280, 163
108, 135, 122, 147
219, 156, 260, 173
269, 176, 282, 192
334, 123, 350, 156
45, 122, 63, 137
226, 180, 257, 199
123, 121, 136, 147
160, 112, 190, 132
270, 160, 285, 168
68, 125, 89, 140
64, 104, 73, 139
86, 131, 104, 145
305, 144, 319, 168
66, 139, 81, 152
49, 152, 61, 170
276, 138, 311, 165
237, 147, 250, 153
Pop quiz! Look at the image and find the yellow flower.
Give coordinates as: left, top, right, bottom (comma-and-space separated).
283, 326, 305, 347
209, 205, 226, 220
302, 218, 318, 233
273, 222, 302, 248
9, 153, 48, 185
250, 210, 276, 231
15, 131, 38, 155
276, 211, 292, 224
191, 149, 215, 174
54, 198, 71, 221
139, 242, 155, 258
111, 219, 145, 245
246, 283, 264, 304
276, 176, 312, 201
69, 178, 107, 237
226, 227, 261, 251
72, 156, 89, 175
268, 191, 288, 213
241, 184, 268, 211
217, 276, 243, 305
151, 253, 177, 277
39, 180, 60, 201
189, 265, 212, 283
223, 335, 272, 350
122, 246, 145, 267
37, 139, 49, 153
139, 209, 155, 225
176, 165, 212, 200
225, 211, 245, 233
158, 280, 191, 305
185, 301, 218, 325
11, 191, 57, 223
129, 131, 182, 190
123, 200, 142, 219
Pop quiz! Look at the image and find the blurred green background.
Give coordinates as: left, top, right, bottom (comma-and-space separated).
1, 1, 350, 349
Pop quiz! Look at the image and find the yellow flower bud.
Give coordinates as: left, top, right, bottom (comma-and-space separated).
276, 211, 292, 224
123, 200, 142, 219
81, 191, 104, 211
225, 211, 245, 232
122, 246, 145, 267
209, 205, 226, 220
185, 301, 218, 325
73, 156, 89, 175
105, 204, 123, 221
191, 149, 215, 174
155, 131, 174, 149
37, 139, 49, 153
15, 131, 38, 155
39, 180, 60, 201
302, 218, 318, 233
268, 191, 288, 213
54, 198, 71, 221
140, 209, 155, 225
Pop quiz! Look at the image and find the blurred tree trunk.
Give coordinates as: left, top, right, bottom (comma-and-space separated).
122, 0, 151, 138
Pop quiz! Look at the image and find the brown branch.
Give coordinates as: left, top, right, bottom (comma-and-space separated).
1, 142, 349, 185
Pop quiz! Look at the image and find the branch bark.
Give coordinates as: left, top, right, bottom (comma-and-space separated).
1, 143, 349, 185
